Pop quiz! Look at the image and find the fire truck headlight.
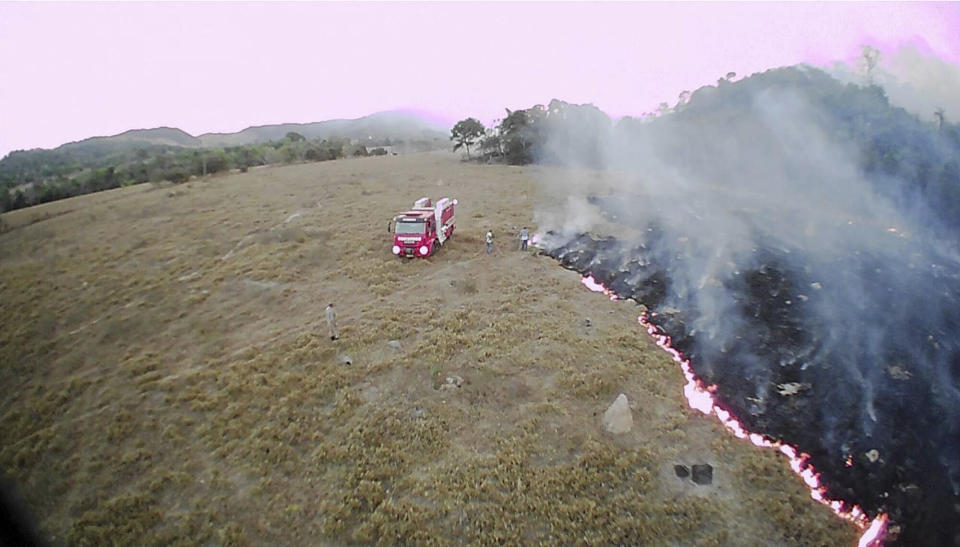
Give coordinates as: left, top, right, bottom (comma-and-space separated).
419, 245, 429, 256
392, 245, 401, 255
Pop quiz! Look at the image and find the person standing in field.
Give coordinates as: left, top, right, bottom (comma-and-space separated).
325, 303, 339, 341
519, 227, 529, 251
485, 230, 494, 254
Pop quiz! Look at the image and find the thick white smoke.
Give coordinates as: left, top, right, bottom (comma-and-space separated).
830, 44, 960, 127
533, 63, 960, 543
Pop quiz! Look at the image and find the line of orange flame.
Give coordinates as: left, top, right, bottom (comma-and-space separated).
579, 274, 888, 546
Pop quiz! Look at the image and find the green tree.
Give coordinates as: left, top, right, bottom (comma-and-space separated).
168, 168, 190, 184
450, 118, 485, 159
498, 107, 547, 165
479, 129, 502, 160
205, 149, 230, 174
0, 187, 11, 213
11, 189, 26, 210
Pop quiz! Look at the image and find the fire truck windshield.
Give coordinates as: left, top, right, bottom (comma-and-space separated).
395, 220, 425, 235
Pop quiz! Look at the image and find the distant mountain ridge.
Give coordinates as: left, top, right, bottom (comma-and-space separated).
198, 111, 449, 147
57, 111, 448, 153
0, 110, 452, 211
60, 127, 202, 152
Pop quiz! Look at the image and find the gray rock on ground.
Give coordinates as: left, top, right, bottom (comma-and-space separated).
440, 375, 464, 390
603, 393, 633, 434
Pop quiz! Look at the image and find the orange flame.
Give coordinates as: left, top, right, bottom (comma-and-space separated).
579, 273, 888, 545
581, 275, 619, 301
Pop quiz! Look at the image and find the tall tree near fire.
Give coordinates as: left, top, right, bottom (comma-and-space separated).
498, 107, 548, 165
450, 118, 485, 159
858, 44, 881, 86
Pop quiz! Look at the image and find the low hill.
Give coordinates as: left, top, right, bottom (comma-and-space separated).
197, 111, 448, 147
62, 126, 202, 151
0, 111, 449, 212
0, 153, 855, 544
41, 110, 447, 153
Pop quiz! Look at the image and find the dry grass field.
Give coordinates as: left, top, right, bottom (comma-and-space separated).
0, 153, 855, 545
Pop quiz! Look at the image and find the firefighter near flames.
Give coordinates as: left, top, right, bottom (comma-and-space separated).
390, 197, 457, 258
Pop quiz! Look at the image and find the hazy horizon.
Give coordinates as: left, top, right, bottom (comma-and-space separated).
26, 108, 450, 148
2, 2, 959, 158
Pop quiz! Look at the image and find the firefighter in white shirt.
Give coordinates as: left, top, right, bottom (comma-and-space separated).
519, 227, 530, 251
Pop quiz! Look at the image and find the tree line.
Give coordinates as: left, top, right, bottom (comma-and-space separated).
0, 132, 393, 213
450, 65, 960, 235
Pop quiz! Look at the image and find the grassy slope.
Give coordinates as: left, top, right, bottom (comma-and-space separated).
0, 153, 855, 545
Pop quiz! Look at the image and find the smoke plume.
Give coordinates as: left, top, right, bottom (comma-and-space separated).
534, 65, 960, 545
830, 44, 960, 127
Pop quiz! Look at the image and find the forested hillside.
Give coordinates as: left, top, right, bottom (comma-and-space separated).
633, 67, 960, 236
462, 66, 960, 236
0, 112, 445, 214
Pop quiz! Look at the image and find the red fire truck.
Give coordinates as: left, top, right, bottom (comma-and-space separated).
390, 197, 457, 258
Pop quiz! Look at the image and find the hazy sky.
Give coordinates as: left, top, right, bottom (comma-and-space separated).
2, 2, 959, 157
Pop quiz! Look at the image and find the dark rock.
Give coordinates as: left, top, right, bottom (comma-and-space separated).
691, 464, 713, 485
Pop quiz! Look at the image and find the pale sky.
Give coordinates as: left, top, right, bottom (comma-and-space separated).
1, 2, 959, 157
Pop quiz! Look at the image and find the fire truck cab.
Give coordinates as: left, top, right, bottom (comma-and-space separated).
391, 197, 456, 258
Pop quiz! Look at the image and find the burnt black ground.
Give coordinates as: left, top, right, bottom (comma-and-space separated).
541, 229, 960, 546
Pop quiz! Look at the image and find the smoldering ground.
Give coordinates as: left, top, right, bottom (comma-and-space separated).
534, 66, 960, 544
